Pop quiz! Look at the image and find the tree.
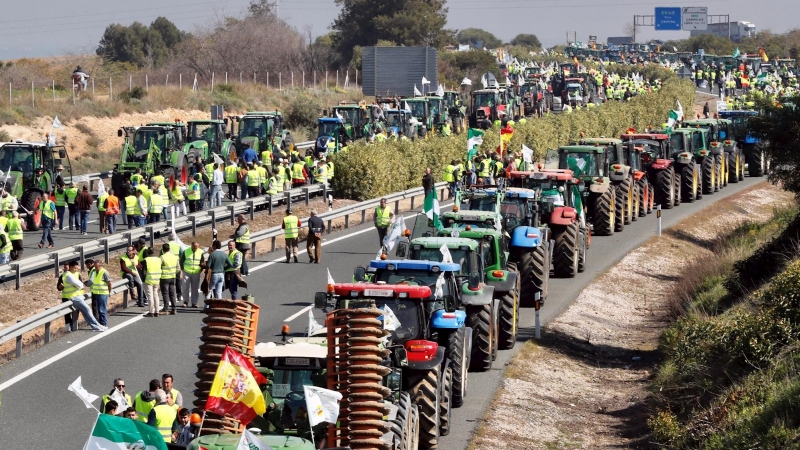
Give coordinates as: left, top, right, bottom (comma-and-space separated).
510, 34, 541, 49
96, 17, 185, 68
248, 0, 273, 17
331, 0, 452, 66
456, 28, 502, 49
749, 94, 800, 195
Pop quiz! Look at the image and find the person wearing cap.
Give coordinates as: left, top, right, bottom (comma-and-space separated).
187, 175, 201, 213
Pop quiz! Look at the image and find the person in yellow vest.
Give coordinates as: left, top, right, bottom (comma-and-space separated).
230, 214, 251, 276
274, 160, 286, 194
266, 173, 278, 196
65, 182, 79, 230
225, 240, 244, 299
0, 225, 11, 265
133, 379, 161, 423
326, 156, 335, 181
86, 259, 112, 326
96, 189, 109, 233
101, 378, 132, 415
7, 211, 23, 260
147, 389, 177, 442
169, 181, 186, 218
142, 247, 163, 317
282, 160, 293, 191
255, 161, 268, 194
133, 188, 148, 227
38, 192, 56, 249
159, 243, 178, 315
187, 175, 202, 213
151, 169, 165, 189
442, 159, 458, 197
282, 209, 301, 263
53, 183, 67, 230
291, 157, 307, 188
181, 241, 203, 307
373, 198, 394, 247
162, 374, 183, 408
130, 168, 144, 188
120, 245, 145, 307
224, 160, 240, 201
148, 183, 164, 224
61, 260, 106, 331
124, 191, 137, 230
246, 163, 260, 198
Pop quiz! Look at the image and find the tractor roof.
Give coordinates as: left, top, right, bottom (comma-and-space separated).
188, 119, 225, 125
254, 341, 327, 359
245, 111, 282, 116
145, 122, 184, 128
718, 110, 757, 117
318, 117, 342, 123
386, 109, 412, 114
683, 119, 720, 127
332, 283, 432, 299
621, 133, 668, 141
559, 145, 606, 154
0, 141, 55, 148
566, 83, 582, 88
442, 210, 498, 221
410, 236, 479, 249
473, 89, 500, 94
504, 187, 538, 198
139, 125, 177, 131
426, 96, 443, 100
577, 137, 622, 145
508, 170, 574, 181
369, 259, 461, 273
439, 227, 502, 239
673, 127, 707, 135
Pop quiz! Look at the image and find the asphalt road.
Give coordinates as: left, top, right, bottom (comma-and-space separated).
0, 175, 766, 449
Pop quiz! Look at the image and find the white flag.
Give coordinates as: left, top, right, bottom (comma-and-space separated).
414, 85, 422, 97
435, 84, 444, 97
460, 77, 472, 86
71, 174, 90, 183
344, 72, 349, 87
673, 46, 678, 52
403, 101, 410, 111
52, 116, 62, 128
481, 75, 488, 89
327, 268, 335, 286
382, 215, 406, 252
109, 388, 130, 411
381, 305, 401, 332
440, 243, 453, 264
307, 309, 324, 336
434, 273, 445, 299
213, 153, 224, 165
676, 100, 684, 121
237, 428, 273, 450
97, 179, 106, 197
522, 144, 534, 163
68, 376, 99, 410
421, 76, 430, 86
304, 385, 342, 427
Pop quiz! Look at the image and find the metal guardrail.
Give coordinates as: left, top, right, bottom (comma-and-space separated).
0, 182, 449, 360
0, 182, 328, 288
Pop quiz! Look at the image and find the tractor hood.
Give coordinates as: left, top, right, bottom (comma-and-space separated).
188, 433, 314, 450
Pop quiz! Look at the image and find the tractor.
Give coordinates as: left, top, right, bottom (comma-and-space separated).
0, 141, 73, 230
183, 119, 235, 162
469, 88, 517, 129
384, 108, 417, 140
574, 137, 635, 230
545, 145, 617, 236
231, 111, 294, 157
112, 122, 188, 195
622, 141, 655, 217
518, 82, 552, 117
315, 283, 450, 449
684, 118, 742, 190
424, 94, 449, 135
442, 90, 467, 134
718, 110, 762, 177
620, 132, 678, 209
671, 127, 712, 202
402, 97, 433, 138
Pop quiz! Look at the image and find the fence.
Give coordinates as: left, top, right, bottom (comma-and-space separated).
0, 182, 448, 359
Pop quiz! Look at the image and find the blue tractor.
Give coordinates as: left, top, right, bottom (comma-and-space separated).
314, 117, 343, 157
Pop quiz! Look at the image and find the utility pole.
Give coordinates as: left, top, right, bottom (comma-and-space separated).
275, 0, 279, 19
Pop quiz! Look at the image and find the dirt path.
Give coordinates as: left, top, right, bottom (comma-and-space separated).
468, 182, 793, 449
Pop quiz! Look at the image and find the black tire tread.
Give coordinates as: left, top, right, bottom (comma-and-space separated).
553, 222, 579, 278
518, 246, 547, 306
681, 164, 696, 203
655, 168, 674, 209
701, 156, 715, 195
448, 328, 467, 408
409, 367, 440, 449
466, 305, 493, 372
498, 291, 518, 350
590, 187, 614, 236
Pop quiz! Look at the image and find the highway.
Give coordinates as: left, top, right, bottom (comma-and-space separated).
0, 176, 765, 449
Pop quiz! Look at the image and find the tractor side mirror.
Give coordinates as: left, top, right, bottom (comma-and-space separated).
354, 266, 367, 282
468, 270, 481, 291
393, 348, 408, 367
117, 129, 123, 137
59, 148, 67, 159
444, 295, 456, 312
314, 292, 328, 309
395, 242, 408, 258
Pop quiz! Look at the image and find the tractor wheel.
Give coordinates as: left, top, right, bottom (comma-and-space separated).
578, 228, 588, 273
409, 404, 420, 450
631, 182, 639, 221
498, 289, 519, 350
448, 328, 468, 408
590, 186, 615, 236
673, 167, 682, 207
21, 190, 42, 231
738, 153, 746, 181
701, 156, 715, 195
553, 222, 579, 278
749, 151, 764, 177
716, 154, 725, 189
637, 180, 647, 217
466, 304, 495, 372
518, 245, 548, 306
439, 366, 453, 437
655, 168, 675, 209
409, 366, 441, 449
614, 179, 627, 232
391, 392, 412, 450
681, 163, 698, 203
728, 153, 739, 183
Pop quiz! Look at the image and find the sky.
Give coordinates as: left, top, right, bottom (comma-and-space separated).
0, 0, 796, 60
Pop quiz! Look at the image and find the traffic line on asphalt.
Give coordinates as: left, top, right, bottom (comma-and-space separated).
0, 315, 146, 393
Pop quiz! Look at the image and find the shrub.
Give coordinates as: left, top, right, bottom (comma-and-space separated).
119, 86, 147, 103
285, 93, 323, 130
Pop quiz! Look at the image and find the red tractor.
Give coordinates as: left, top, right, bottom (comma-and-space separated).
620, 133, 679, 209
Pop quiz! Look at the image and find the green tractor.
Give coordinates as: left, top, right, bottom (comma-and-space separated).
0, 141, 73, 230
183, 119, 235, 162
442, 90, 467, 134
402, 97, 433, 138
545, 145, 617, 236
112, 122, 187, 194
683, 118, 745, 187
230, 111, 295, 156
669, 127, 711, 202
575, 137, 637, 230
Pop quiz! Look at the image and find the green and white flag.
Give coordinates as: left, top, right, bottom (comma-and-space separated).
467, 128, 484, 151
666, 109, 680, 130
84, 413, 167, 450
423, 188, 441, 230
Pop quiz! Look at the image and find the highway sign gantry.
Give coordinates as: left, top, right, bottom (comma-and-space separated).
682, 7, 708, 31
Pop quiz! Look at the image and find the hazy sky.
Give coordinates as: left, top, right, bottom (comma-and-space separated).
0, 0, 796, 60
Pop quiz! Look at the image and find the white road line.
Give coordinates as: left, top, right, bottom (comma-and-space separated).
0, 315, 145, 392
284, 305, 314, 322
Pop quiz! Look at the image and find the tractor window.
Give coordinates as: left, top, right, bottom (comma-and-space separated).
189, 124, 217, 142
480, 240, 496, 267
336, 108, 359, 125
318, 121, 340, 138
270, 369, 315, 400
563, 152, 596, 176
692, 131, 705, 150
501, 199, 525, 227
474, 93, 495, 108
0, 145, 35, 174
240, 117, 270, 138
134, 130, 161, 152
342, 298, 421, 342
386, 112, 403, 128
406, 102, 427, 119
411, 248, 471, 275
374, 269, 444, 293
669, 133, 685, 153
468, 197, 496, 211
718, 123, 729, 140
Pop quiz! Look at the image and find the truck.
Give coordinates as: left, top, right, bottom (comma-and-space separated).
689, 21, 756, 42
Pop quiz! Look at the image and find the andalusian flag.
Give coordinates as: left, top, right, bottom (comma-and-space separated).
423, 187, 441, 230
84, 413, 167, 450
759, 47, 769, 62
205, 346, 268, 425
733, 47, 741, 58
467, 128, 484, 151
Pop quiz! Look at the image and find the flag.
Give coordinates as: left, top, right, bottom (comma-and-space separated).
666, 110, 680, 131
423, 187, 441, 230
327, 268, 335, 286
236, 428, 273, 450
414, 85, 422, 97
467, 128, 484, 151
435, 84, 444, 97
213, 153, 224, 165
52, 116, 62, 128
672, 46, 678, 52
439, 243, 453, 263
68, 376, 99, 410
97, 179, 106, 197
573, 56, 579, 65
422, 76, 430, 86
434, 273, 445, 299
500, 126, 514, 155
307, 309, 324, 336
461, 77, 472, 86
110, 388, 130, 412
759, 47, 769, 62
383, 215, 406, 251
381, 304, 401, 331
676, 100, 684, 121
303, 386, 342, 427
733, 47, 740, 58
481, 74, 488, 89
84, 413, 167, 450
344, 72, 349, 87
522, 144, 533, 164
403, 101, 410, 111
205, 346, 268, 425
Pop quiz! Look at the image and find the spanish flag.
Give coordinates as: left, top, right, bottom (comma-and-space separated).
205, 346, 268, 425
500, 126, 514, 155
759, 47, 769, 62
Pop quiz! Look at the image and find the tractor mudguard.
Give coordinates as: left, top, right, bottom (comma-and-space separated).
650, 159, 672, 170
588, 179, 611, 194
407, 347, 446, 371
723, 140, 737, 153
220, 139, 233, 159
169, 151, 183, 167
676, 153, 694, 165
609, 166, 630, 182
430, 309, 467, 329
510, 226, 543, 248
460, 284, 495, 306
633, 171, 646, 181
709, 142, 723, 155
487, 270, 518, 294
548, 206, 578, 226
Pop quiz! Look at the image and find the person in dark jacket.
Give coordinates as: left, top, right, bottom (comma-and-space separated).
75, 185, 94, 235
306, 209, 325, 263
422, 168, 434, 196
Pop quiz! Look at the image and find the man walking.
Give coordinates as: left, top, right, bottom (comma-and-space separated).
142, 248, 163, 317
422, 167, 434, 197
134, 189, 148, 227
53, 182, 67, 229
104, 189, 120, 234
120, 246, 144, 307
282, 209, 300, 263
181, 241, 203, 307
159, 243, 178, 315
97, 188, 108, 233
225, 160, 239, 201
75, 185, 93, 235
225, 240, 243, 300
38, 192, 56, 249
187, 175, 202, 213
7, 211, 23, 259
86, 259, 112, 327
373, 198, 393, 247
205, 240, 227, 299
61, 260, 106, 331
231, 214, 251, 276
307, 209, 325, 263
65, 182, 79, 230
210, 163, 224, 208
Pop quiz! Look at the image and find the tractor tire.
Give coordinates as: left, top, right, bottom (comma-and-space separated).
391, 392, 412, 450
631, 182, 639, 221
498, 290, 519, 350
655, 168, 675, 209
716, 154, 725, 189
738, 153, 746, 181
749, 151, 764, 177
439, 366, 453, 437
518, 245, 548, 306
673, 167, 682, 207
21, 190, 42, 231
728, 153, 739, 183
467, 304, 495, 372
681, 163, 697, 203
409, 366, 441, 449
637, 180, 647, 217
448, 328, 468, 408
701, 156, 715, 195
614, 179, 627, 232
590, 186, 615, 236
578, 228, 588, 273
553, 222, 579, 278
409, 404, 420, 450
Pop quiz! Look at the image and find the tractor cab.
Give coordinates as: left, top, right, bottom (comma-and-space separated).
718, 111, 759, 145
332, 103, 369, 140
573, 137, 628, 182
384, 109, 415, 140
315, 118, 343, 155
119, 124, 182, 173
233, 111, 293, 155
507, 169, 584, 227
500, 187, 538, 229
470, 89, 504, 128
400, 98, 431, 137
564, 82, 584, 106
361, 260, 463, 313
184, 119, 231, 160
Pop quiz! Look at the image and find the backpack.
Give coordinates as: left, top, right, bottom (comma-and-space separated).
56, 273, 64, 291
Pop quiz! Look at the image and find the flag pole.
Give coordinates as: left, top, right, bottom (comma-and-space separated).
195, 410, 207, 438
81, 413, 101, 450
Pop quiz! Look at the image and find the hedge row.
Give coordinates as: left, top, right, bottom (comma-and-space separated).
331, 78, 695, 201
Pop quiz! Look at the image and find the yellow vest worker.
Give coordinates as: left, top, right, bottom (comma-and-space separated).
283, 214, 299, 239
134, 391, 156, 423
125, 195, 138, 216
224, 164, 238, 184
6, 217, 23, 241
160, 252, 178, 280
442, 164, 455, 183
182, 247, 203, 275
144, 256, 162, 285
374, 206, 392, 227
149, 192, 164, 215
151, 403, 177, 441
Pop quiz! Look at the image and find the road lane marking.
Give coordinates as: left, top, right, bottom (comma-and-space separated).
284, 305, 314, 322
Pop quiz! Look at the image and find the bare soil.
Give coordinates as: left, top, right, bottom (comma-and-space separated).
469, 182, 794, 449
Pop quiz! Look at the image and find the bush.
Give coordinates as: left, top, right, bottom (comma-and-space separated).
285, 93, 323, 130
119, 86, 147, 103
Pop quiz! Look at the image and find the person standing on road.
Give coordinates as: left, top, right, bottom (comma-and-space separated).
76, 185, 93, 235
170, 181, 186, 218
225, 160, 239, 201
65, 182, 79, 231
56, 262, 74, 331
210, 163, 224, 208
133, 379, 160, 423
62, 260, 106, 331
231, 214, 251, 276
104, 189, 120, 234
181, 241, 203, 307
246, 162, 260, 198
0, 224, 11, 264
187, 175, 201, 213
307, 209, 325, 263
86, 258, 112, 327
135, 188, 148, 227
225, 240, 243, 300
101, 378, 131, 414
373, 198, 394, 247
147, 389, 177, 443
7, 211, 23, 259
205, 240, 228, 298
38, 193, 56, 249
159, 243, 178, 315
173, 409, 198, 445
53, 183, 67, 230
143, 248, 163, 317
282, 209, 300, 263
242, 141, 258, 165
97, 188, 108, 234
120, 246, 145, 307
148, 182, 164, 224
162, 374, 183, 408
422, 167, 434, 197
